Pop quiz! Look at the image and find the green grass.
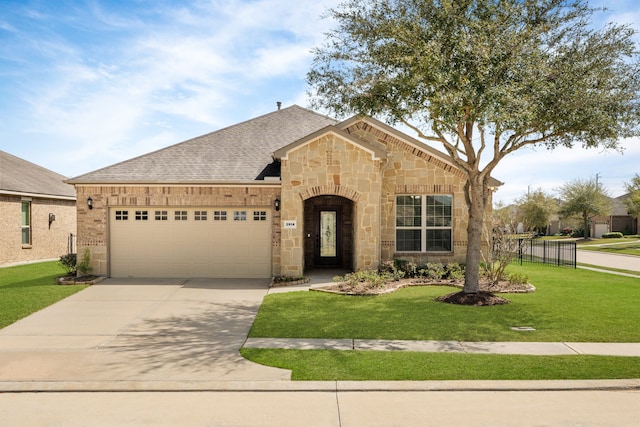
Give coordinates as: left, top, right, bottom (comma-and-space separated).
0, 261, 88, 329
577, 242, 640, 256
241, 349, 640, 381
578, 263, 640, 276
244, 265, 640, 380
250, 265, 640, 342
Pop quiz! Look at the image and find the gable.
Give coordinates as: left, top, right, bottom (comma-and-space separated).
273, 126, 387, 161
338, 116, 503, 188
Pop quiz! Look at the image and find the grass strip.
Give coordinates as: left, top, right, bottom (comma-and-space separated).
241, 348, 640, 381
0, 261, 88, 329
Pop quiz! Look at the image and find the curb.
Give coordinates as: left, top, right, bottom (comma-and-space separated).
0, 379, 638, 393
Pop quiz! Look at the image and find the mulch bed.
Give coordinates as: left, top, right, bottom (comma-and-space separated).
315, 278, 534, 306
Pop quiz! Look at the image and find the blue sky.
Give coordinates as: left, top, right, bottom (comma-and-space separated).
1, 0, 638, 205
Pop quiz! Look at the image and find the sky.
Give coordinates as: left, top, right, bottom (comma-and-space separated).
1, 0, 639, 206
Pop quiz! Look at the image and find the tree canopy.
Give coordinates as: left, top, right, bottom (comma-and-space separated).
308, 0, 640, 294
623, 174, 640, 217
515, 188, 558, 234
558, 178, 611, 238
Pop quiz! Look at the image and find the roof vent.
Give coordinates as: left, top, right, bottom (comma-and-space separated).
276, 101, 282, 111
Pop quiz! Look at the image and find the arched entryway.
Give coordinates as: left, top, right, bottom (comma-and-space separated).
303, 195, 354, 271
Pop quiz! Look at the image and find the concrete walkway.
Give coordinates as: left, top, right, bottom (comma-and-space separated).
244, 338, 640, 356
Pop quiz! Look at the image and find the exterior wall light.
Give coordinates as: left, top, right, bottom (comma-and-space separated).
87, 196, 93, 210
274, 198, 280, 211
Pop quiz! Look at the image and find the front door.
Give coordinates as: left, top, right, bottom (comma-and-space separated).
314, 206, 342, 267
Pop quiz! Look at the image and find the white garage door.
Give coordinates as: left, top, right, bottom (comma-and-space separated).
110, 207, 272, 278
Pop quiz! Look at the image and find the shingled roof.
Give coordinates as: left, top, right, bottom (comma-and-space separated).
68, 105, 338, 184
0, 151, 75, 199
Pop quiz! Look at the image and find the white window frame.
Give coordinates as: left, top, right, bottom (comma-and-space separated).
21, 199, 31, 246
395, 194, 453, 253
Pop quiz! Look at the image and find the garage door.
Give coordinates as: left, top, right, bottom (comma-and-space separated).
109, 207, 272, 278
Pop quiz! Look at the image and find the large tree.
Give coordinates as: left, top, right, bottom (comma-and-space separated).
307, 0, 640, 294
557, 178, 611, 238
515, 188, 558, 234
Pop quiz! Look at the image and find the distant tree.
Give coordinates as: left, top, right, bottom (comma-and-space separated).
515, 189, 558, 234
308, 0, 640, 295
623, 174, 640, 217
492, 200, 516, 232
557, 178, 611, 238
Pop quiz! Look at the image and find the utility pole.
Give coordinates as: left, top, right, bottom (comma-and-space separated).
595, 173, 600, 191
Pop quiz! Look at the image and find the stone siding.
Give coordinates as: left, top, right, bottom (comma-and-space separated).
279, 133, 382, 276
0, 195, 76, 266
343, 120, 491, 266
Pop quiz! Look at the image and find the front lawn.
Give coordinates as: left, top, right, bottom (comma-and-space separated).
0, 261, 88, 329
243, 265, 640, 380
249, 265, 640, 342
240, 349, 640, 381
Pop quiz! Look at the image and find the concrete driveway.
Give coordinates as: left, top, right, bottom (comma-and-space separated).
0, 278, 289, 390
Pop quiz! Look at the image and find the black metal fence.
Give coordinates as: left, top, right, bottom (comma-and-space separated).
517, 238, 576, 268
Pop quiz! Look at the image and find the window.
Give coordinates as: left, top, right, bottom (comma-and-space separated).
194, 211, 207, 221
253, 211, 267, 221
396, 195, 452, 252
155, 210, 168, 221
233, 211, 246, 221
175, 210, 187, 221
213, 210, 227, 221
21, 200, 31, 245
135, 210, 148, 221
115, 210, 129, 220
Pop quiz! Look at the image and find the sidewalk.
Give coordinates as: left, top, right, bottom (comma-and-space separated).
244, 338, 640, 357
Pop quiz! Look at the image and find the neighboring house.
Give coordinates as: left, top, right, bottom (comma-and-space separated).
0, 151, 76, 266
67, 105, 501, 279
591, 194, 638, 237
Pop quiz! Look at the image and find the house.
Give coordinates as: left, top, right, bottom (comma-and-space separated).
67, 105, 500, 279
0, 151, 76, 266
591, 194, 638, 237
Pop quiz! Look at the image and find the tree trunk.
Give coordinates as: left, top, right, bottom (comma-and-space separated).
583, 214, 589, 239
463, 176, 487, 294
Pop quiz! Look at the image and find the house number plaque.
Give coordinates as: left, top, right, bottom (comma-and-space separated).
283, 220, 297, 229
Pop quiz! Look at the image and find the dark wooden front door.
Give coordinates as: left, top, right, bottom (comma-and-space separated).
314, 206, 342, 267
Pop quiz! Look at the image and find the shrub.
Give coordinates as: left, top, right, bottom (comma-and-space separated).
561, 228, 573, 236
444, 263, 465, 280
76, 248, 92, 276
59, 253, 77, 275
507, 272, 529, 285
602, 232, 623, 239
334, 270, 400, 288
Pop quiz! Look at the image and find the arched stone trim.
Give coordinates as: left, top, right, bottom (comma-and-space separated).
299, 185, 361, 202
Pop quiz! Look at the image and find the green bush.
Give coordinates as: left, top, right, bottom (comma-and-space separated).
602, 232, 623, 239
333, 269, 403, 288
76, 248, 92, 276
444, 263, 465, 280
58, 253, 77, 275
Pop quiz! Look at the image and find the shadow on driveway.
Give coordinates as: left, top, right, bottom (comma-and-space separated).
0, 278, 289, 387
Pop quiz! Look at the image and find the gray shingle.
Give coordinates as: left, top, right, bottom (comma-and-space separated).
0, 151, 75, 198
68, 105, 338, 183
